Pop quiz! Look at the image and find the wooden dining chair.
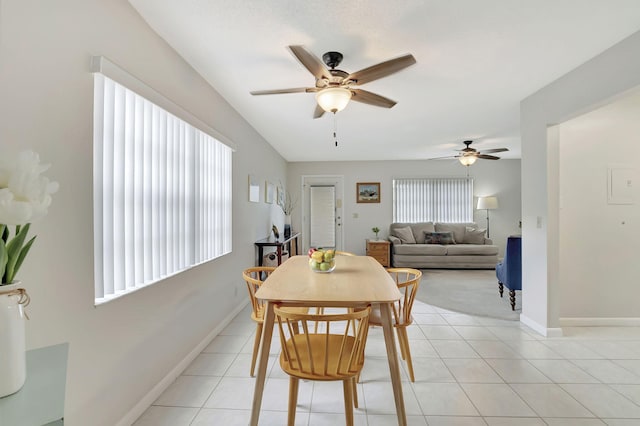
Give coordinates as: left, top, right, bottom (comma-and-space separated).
273, 304, 372, 426
369, 268, 422, 382
242, 267, 308, 377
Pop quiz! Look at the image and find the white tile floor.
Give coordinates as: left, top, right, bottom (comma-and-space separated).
134, 300, 640, 425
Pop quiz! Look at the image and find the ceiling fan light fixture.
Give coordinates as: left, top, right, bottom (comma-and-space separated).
316, 87, 352, 113
459, 155, 477, 166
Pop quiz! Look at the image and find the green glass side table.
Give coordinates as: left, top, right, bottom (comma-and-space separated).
0, 343, 69, 425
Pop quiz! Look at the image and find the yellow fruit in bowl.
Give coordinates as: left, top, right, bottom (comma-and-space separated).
308, 249, 336, 272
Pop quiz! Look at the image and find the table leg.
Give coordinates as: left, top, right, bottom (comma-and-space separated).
379, 302, 407, 426
277, 246, 282, 265
250, 301, 275, 425
258, 246, 264, 266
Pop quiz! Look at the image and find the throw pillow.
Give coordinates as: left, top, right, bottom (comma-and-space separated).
434, 223, 468, 243
463, 227, 486, 244
410, 222, 435, 244
391, 226, 416, 244
424, 231, 456, 245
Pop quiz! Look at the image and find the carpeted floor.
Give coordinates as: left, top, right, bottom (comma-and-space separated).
416, 269, 521, 321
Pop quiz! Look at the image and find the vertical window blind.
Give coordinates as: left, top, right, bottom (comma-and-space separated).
393, 178, 473, 223
93, 74, 232, 304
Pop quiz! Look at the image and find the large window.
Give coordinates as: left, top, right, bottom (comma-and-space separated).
93, 67, 232, 304
393, 178, 473, 223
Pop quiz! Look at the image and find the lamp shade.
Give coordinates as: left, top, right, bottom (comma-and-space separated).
315, 87, 352, 113
477, 196, 498, 210
458, 155, 477, 166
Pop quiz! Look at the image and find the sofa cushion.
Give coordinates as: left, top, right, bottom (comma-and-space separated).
463, 227, 486, 244
394, 244, 447, 255
391, 226, 416, 244
388, 235, 402, 246
435, 222, 476, 243
424, 231, 456, 245
446, 244, 498, 256
409, 222, 435, 243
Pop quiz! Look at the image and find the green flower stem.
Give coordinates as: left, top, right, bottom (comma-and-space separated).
1, 223, 36, 284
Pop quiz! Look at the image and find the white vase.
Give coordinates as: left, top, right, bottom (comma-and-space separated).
0, 282, 27, 397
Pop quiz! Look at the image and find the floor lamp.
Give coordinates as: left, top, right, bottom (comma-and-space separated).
477, 196, 498, 238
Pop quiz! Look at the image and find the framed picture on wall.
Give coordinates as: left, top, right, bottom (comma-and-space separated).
357, 182, 380, 203
248, 174, 259, 203
277, 185, 284, 207
265, 181, 275, 204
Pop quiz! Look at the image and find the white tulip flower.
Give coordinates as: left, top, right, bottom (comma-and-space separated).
0, 150, 58, 284
0, 150, 59, 226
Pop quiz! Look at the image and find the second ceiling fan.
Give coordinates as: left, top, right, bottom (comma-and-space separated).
431, 140, 509, 166
250, 45, 416, 118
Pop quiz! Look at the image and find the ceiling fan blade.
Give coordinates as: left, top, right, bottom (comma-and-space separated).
476, 154, 501, 160
250, 87, 317, 95
479, 148, 509, 154
347, 54, 416, 85
350, 89, 397, 108
313, 104, 325, 119
428, 155, 459, 160
288, 45, 331, 81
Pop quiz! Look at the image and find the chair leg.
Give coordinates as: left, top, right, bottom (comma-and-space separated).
351, 376, 359, 408
399, 327, 415, 382
250, 323, 263, 377
498, 282, 504, 297
342, 379, 354, 426
397, 327, 407, 360
288, 377, 299, 426
509, 289, 516, 311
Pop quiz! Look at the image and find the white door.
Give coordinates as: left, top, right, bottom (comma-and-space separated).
302, 176, 344, 252
310, 186, 336, 248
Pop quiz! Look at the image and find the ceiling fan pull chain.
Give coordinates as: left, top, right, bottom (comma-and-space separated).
333, 113, 338, 147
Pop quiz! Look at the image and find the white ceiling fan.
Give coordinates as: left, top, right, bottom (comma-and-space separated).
250, 45, 416, 118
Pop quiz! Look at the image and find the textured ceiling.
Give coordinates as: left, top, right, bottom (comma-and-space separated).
129, 0, 640, 162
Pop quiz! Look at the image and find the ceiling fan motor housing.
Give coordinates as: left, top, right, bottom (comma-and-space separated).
322, 51, 343, 69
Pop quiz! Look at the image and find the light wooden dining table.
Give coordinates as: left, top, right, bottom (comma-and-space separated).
250, 254, 407, 425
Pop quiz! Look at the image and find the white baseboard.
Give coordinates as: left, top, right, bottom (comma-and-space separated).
559, 317, 640, 327
116, 300, 249, 426
520, 313, 563, 337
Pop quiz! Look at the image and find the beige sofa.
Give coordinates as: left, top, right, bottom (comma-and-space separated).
388, 222, 498, 269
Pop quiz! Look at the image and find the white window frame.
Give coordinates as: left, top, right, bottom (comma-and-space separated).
92, 57, 234, 305
393, 177, 474, 223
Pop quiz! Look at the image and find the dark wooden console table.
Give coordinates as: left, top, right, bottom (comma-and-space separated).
255, 232, 300, 266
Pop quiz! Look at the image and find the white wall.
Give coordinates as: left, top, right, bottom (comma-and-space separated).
521, 30, 640, 332
287, 160, 521, 257
0, 1, 286, 424
558, 91, 640, 320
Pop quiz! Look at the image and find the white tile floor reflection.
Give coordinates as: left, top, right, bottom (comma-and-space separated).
134, 300, 640, 425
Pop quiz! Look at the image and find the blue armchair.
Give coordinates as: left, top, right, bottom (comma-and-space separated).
496, 235, 522, 311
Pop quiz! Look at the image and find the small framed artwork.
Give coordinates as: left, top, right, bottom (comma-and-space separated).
277, 185, 284, 207
248, 174, 260, 203
265, 181, 275, 204
357, 182, 380, 203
